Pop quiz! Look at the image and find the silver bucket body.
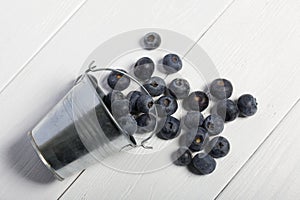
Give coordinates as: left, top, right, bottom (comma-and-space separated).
28, 75, 133, 180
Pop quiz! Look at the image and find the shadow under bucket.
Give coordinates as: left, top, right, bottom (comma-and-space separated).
28, 74, 135, 180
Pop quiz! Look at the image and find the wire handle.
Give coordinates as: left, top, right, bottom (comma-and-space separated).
79, 60, 158, 151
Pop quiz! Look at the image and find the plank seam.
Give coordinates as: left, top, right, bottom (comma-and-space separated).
0, 0, 88, 95
183, 0, 237, 58
57, 170, 85, 200
214, 98, 300, 200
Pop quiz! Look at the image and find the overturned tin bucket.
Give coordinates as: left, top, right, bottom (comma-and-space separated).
28, 68, 157, 180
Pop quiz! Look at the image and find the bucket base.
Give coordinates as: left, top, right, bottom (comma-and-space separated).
28, 131, 64, 181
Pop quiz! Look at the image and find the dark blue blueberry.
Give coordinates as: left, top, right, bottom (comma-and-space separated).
136, 94, 154, 113
208, 136, 230, 158
203, 114, 224, 136
134, 57, 155, 80
107, 69, 130, 91
157, 116, 181, 140
117, 114, 137, 135
237, 94, 258, 117
186, 127, 208, 152
143, 32, 161, 50
184, 111, 204, 129
127, 91, 142, 114
103, 90, 125, 111
210, 78, 233, 99
168, 78, 190, 99
143, 76, 166, 97
216, 99, 239, 122
187, 91, 209, 112
136, 113, 156, 133
162, 54, 182, 73
190, 154, 216, 175
174, 147, 192, 166
155, 95, 178, 116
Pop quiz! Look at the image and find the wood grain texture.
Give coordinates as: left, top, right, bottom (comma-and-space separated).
217, 99, 300, 200
60, 0, 300, 199
0, 0, 86, 92
0, 0, 233, 199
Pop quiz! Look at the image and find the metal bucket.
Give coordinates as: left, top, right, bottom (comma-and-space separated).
28, 71, 146, 180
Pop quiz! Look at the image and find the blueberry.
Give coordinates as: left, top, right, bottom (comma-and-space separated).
162, 54, 182, 73
157, 116, 181, 140
143, 32, 161, 50
186, 127, 208, 152
136, 113, 156, 133
216, 99, 239, 122
190, 154, 216, 175
156, 95, 178, 116
187, 91, 209, 112
136, 94, 154, 113
143, 76, 166, 97
127, 91, 142, 113
168, 78, 190, 99
111, 99, 130, 118
237, 94, 258, 117
203, 114, 224, 136
184, 111, 204, 129
107, 69, 130, 91
174, 147, 192, 166
103, 90, 125, 111
208, 136, 230, 158
134, 57, 155, 80
210, 78, 233, 99
117, 114, 137, 135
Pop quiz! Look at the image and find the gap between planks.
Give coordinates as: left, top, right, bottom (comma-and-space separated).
214, 98, 300, 200
0, 0, 88, 95
56, 0, 238, 199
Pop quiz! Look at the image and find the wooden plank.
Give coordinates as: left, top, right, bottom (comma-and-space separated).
217, 99, 300, 200
60, 0, 300, 199
0, 0, 86, 92
0, 0, 233, 199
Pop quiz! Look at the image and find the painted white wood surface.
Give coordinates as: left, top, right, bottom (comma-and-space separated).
60, 0, 300, 199
0, 0, 234, 199
217, 100, 300, 200
0, 0, 86, 92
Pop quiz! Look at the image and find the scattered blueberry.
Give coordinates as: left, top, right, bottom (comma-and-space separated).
237, 94, 258, 117
103, 90, 125, 111
117, 114, 137, 135
136, 113, 156, 133
187, 91, 209, 112
208, 136, 230, 158
156, 95, 178, 116
107, 69, 130, 91
186, 127, 208, 152
190, 154, 216, 175
127, 91, 142, 113
134, 57, 155, 80
157, 116, 181, 140
111, 99, 130, 118
143, 32, 161, 50
136, 94, 154, 113
216, 99, 239, 122
162, 54, 182, 73
184, 111, 204, 129
210, 78, 233, 99
174, 147, 192, 166
168, 78, 190, 99
143, 76, 166, 97
203, 114, 224, 136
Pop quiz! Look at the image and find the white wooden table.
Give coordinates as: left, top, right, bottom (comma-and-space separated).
0, 0, 299, 199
